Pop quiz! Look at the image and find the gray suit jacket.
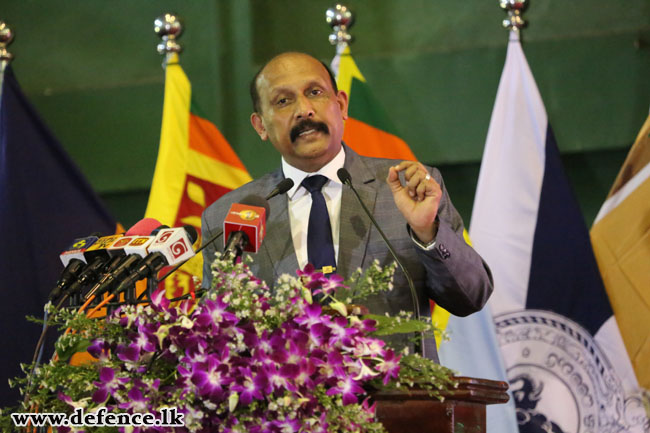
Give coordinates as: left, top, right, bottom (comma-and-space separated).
201, 146, 493, 361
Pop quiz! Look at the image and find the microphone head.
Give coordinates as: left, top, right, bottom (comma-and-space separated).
150, 225, 170, 236
337, 168, 352, 185
240, 195, 271, 220
182, 225, 199, 244
277, 178, 294, 195
125, 218, 163, 236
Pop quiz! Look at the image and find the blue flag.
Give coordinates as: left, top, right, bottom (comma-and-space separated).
0, 66, 117, 407
469, 32, 648, 433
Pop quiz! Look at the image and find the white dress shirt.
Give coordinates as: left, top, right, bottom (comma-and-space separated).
281, 146, 436, 270
281, 147, 345, 269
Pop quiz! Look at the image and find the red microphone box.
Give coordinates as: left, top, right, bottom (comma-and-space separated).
223, 203, 267, 253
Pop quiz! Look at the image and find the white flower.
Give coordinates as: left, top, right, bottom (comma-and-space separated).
180, 316, 194, 329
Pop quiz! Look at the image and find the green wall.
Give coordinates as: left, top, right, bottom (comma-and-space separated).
3, 0, 650, 227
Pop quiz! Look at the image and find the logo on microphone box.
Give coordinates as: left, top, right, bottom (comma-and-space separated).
112, 237, 133, 248
87, 235, 122, 251
230, 209, 259, 221
72, 239, 88, 249
170, 239, 188, 259
155, 231, 173, 244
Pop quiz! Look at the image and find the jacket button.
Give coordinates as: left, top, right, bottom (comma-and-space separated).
438, 243, 450, 259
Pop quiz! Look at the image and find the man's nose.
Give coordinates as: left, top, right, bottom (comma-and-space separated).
295, 96, 315, 119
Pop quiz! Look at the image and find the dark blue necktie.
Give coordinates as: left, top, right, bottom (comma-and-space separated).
301, 175, 336, 274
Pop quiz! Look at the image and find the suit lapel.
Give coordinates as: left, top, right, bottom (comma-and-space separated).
261, 172, 300, 278
337, 147, 378, 278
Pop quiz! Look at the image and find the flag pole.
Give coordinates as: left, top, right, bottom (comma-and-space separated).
154, 13, 183, 68
0, 20, 14, 100
326, 4, 354, 76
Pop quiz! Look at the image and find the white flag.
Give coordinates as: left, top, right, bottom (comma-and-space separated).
469, 31, 648, 433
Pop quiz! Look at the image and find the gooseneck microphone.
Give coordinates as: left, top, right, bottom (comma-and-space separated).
266, 177, 294, 200
49, 259, 85, 301
337, 168, 423, 355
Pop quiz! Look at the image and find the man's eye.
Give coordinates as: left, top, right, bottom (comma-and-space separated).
309, 89, 322, 96
276, 98, 288, 105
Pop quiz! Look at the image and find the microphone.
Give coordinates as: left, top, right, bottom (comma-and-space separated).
265, 178, 294, 200
115, 225, 198, 293
195, 180, 289, 256
65, 234, 126, 295
83, 219, 162, 300
337, 168, 423, 354
59, 235, 100, 267
50, 235, 101, 299
223, 195, 270, 256
50, 259, 85, 301
125, 218, 162, 236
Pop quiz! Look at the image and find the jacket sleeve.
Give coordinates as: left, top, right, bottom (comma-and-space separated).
414, 167, 494, 317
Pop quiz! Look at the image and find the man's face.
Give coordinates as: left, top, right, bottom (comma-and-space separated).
250, 53, 349, 173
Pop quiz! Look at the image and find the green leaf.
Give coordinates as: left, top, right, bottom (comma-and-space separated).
329, 301, 348, 317
229, 392, 239, 412
56, 338, 91, 362
301, 286, 313, 304
364, 314, 430, 336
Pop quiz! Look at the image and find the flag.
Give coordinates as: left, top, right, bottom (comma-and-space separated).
591, 114, 650, 391
469, 31, 649, 432
145, 54, 251, 297
0, 66, 118, 407
438, 238, 519, 433
331, 45, 415, 161
332, 46, 519, 432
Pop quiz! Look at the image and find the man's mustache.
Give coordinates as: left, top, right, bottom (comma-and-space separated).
290, 120, 329, 143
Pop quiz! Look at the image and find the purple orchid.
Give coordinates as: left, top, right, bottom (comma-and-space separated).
312, 273, 345, 297
376, 348, 402, 385
271, 416, 301, 433
149, 288, 170, 311
327, 316, 359, 347
116, 386, 150, 412
92, 367, 128, 403
326, 374, 366, 405
190, 353, 233, 401
87, 338, 111, 362
265, 363, 298, 393
194, 297, 238, 328
116, 343, 140, 363
231, 366, 270, 406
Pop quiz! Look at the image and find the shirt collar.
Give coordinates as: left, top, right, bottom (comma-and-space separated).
282, 146, 346, 199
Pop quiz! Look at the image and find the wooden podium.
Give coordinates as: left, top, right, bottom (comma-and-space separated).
373, 377, 510, 433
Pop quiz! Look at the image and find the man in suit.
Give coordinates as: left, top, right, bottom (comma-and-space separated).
201, 52, 492, 360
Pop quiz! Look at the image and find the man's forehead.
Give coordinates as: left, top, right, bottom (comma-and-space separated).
257, 54, 331, 94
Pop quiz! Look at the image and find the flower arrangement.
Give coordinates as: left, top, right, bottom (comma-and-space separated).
2, 255, 455, 433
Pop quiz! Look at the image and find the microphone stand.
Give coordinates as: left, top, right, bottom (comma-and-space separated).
338, 168, 424, 357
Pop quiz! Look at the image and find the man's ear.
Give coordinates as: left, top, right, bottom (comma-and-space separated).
337, 90, 349, 120
250, 112, 268, 141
